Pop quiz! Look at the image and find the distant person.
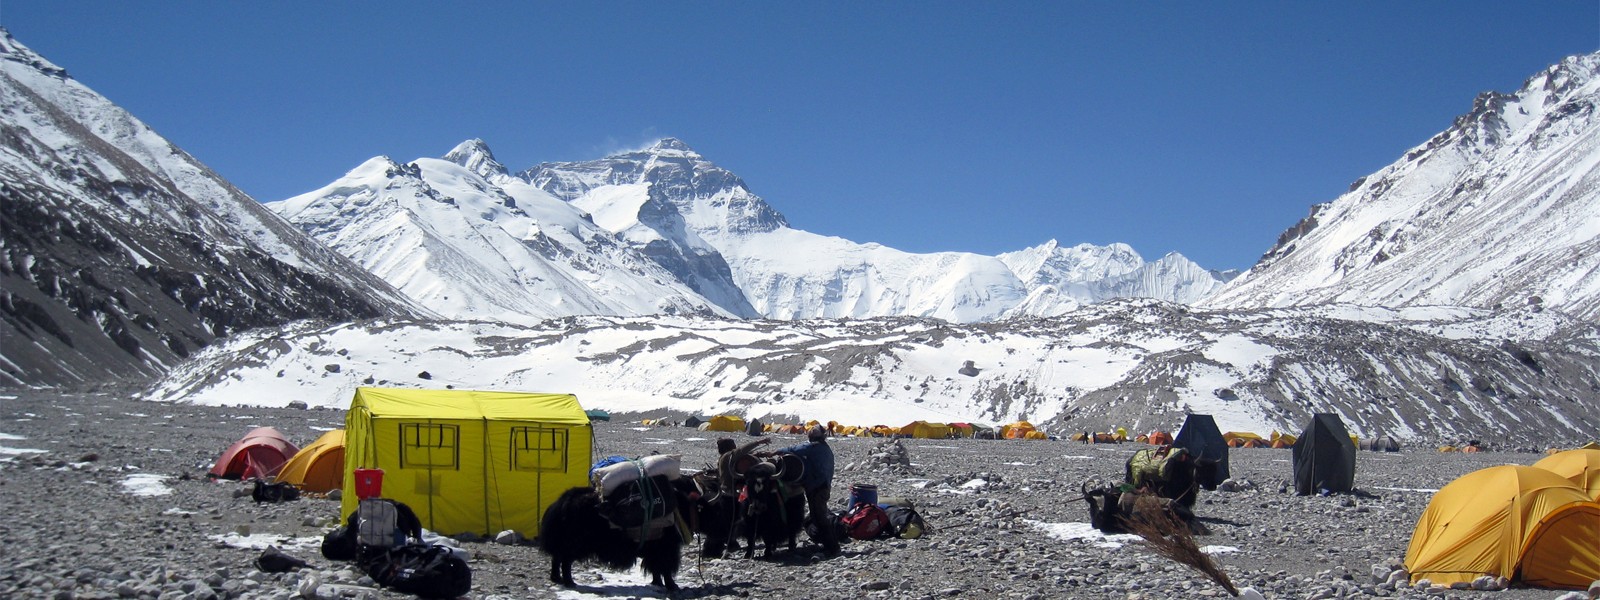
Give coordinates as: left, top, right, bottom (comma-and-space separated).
775, 425, 839, 556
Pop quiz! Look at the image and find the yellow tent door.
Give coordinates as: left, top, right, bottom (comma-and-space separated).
1518, 501, 1600, 589
275, 429, 345, 493
341, 387, 591, 538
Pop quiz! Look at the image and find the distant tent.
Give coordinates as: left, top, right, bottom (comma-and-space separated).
1532, 449, 1600, 501
901, 421, 953, 439
1146, 430, 1172, 446
584, 409, 611, 422
970, 424, 996, 440
1171, 414, 1230, 489
949, 423, 974, 438
684, 415, 705, 428
1405, 465, 1600, 589
706, 415, 745, 432
1292, 413, 1357, 495
1001, 421, 1036, 439
1223, 431, 1264, 446
275, 429, 345, 493
208, 427, 298, 480
745, 417, 765, 436
1361, 435, 1401, 452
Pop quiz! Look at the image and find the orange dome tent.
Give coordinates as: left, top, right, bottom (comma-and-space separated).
1406, 465, 1600, 589
1532, 449, 1600, 501
274, 429, 345, 493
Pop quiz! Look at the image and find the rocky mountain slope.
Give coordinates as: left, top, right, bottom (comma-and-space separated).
144, 299, 1600, 446
1206, 52, 1600, 322
0, 30, 422, 387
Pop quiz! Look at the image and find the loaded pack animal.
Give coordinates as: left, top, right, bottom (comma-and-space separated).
737, 457, 806, 559
537, 473, 692, 591
1079, 446, 1217, 534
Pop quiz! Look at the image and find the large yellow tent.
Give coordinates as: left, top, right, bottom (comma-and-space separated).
275, 429, 345, 493
1405, 465, 1600, 589
704, 415, 745, 432
1532, 448, 1600, 501
900, 421, 953, 439
341, 387, 592, 539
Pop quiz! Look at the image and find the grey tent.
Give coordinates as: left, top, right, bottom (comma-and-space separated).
1360, 435, 1401, 452
684, 415, 705, 428
745, 417, 764, 436
1292, 413, 1357, 495
1171, 414, 1231, 489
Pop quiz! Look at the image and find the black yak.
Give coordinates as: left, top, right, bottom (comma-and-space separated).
738, 461, 805, 559
538, 475, 688, 590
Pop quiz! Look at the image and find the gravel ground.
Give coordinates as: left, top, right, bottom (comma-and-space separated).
1, 390, 1592, 600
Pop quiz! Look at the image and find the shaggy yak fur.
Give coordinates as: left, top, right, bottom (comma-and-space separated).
1081, 449, 1218, 535
537, 478, 689, 591
687, 469, 740, 559
738, 461, 805, 559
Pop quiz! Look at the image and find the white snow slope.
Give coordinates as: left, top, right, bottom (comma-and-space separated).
1207, 52, 1600, 322
145, 299, 1600, 445
267, 141, 738, 324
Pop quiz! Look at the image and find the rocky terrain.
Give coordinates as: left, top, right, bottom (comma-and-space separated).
1, 390, 1593, 600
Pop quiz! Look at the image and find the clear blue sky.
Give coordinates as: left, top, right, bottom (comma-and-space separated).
4, 3, 1596, 270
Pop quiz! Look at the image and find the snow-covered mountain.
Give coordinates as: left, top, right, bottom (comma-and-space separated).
266, 140, 744, 324
1207, 52, 1600, 321
281, 137, 1230, 323
525, 138, 1228, 321
998, 240, 1235, 317
144, 299, 1600, 446
0, 30, 422, 387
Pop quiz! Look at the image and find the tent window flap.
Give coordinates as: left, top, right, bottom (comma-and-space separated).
511, 426, 567, 473
399, 423, 460, 470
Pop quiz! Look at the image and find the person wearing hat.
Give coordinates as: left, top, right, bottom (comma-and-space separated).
774, 425, 839, 556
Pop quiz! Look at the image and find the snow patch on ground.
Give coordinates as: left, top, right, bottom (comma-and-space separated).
210, 533, 322, 551
121, 473, 173, 497
1029, 520, 1140, 548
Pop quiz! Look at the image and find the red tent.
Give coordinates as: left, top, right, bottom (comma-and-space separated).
207, 427, 298, 480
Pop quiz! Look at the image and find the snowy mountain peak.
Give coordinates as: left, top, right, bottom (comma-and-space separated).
1207, 51, 1600, 321
443, 138, 507, 178
0, 28, 67, 78
648, 137, 699, 156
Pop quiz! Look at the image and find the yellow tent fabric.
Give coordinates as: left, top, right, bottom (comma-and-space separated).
1518, 501, 1600, 589
900, 421, 953, 439
275, 429, 345, 493
1581, 441, 1600, 450
1532, 449, 1600, 501
1223, 431, 1264, 443
705, 415, 744, 432
341, 387, 591, 539
1405, 465, 1600, 587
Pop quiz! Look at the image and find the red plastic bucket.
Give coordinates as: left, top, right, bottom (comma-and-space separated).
354, 468, 384, 499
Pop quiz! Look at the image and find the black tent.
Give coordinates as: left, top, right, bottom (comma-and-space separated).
1171, 414, 1231, 489
745, 417, 764, 436
684, 415, 705, 428
1291, 413, 1357, 495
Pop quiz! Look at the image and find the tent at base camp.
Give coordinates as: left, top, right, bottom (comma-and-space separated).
1291, 413, 1356, 496
1172, 414, 1230, 488
1406, 465, 1600, 589
340, 387, 592, 539
1532, 448, 1600, 501
274, 429, 345, 493
208, 427, 298, 480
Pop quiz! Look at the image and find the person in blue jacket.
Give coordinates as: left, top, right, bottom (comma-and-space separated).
774, 425, 839, 556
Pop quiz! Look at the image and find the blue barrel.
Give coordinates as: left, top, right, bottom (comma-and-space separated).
848, 483, 878, 508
